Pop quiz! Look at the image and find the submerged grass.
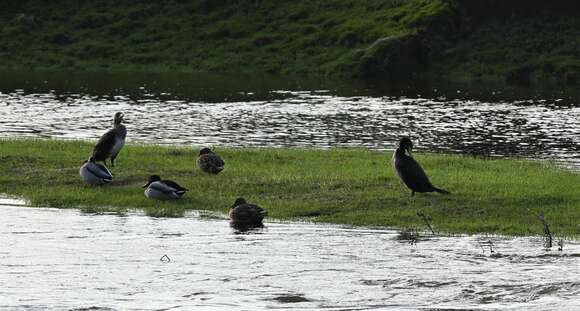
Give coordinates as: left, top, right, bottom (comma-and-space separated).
1, 138, 579, 236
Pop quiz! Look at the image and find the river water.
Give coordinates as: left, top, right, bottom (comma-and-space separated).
0, 71, 579, 169
1, 199, 579, 310
1, 72, 579, 309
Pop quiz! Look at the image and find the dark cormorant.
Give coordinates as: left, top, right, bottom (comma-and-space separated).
392, 137, 450, 196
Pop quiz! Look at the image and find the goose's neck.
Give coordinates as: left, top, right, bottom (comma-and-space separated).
114, 123, 127, 138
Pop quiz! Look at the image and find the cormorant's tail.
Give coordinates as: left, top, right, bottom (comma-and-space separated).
434, 187, 451, 195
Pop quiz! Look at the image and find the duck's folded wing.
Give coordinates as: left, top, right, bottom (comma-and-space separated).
149, 181, 180, 194
211, 154, 225, 167
93, 129, 116, 160
162, 180, 188, 191
85, 162, 112, 179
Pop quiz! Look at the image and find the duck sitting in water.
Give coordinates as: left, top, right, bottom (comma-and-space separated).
229, 197, 268, 229
79, 157, 113, 185
392, 137, 450, 196
197, 147, 225, 174
93, 112, 127, 167
142, 175, 187, 200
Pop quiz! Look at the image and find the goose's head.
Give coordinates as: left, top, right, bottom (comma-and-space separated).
398, 137, 413, 155
143, 175, 161, 188
113, 112, 124, 125
199, 147, 213, 156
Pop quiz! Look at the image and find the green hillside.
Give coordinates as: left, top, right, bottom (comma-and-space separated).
0, 0, 578, 85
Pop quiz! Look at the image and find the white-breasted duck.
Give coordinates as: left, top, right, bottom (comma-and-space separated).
142, 175, 188, 200
93, 112, 127, 167
229, 197, 268, 229
79, 157, 113, 185
197, 147, 225, 174
392, 137, 450, 196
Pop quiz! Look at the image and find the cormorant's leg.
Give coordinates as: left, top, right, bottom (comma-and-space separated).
111, 156, 116, 167
411, 191, 415, 197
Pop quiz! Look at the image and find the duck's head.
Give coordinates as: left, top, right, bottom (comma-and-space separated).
142, 175, 161, 188
113, 112, 124, 124
199, 147, 213, 156
398, 137, 413, 155
231, 197, 247, 208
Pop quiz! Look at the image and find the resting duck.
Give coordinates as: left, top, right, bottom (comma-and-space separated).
142, 175, 188, 200
79, 157, 113, 185
392, 137, 450, 196
93, 112, 127, 167
229, 197, 268, 229
197, 147, 225, 174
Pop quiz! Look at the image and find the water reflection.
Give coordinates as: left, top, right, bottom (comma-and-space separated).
1, 87, 579, 169
0, 201, 578, 310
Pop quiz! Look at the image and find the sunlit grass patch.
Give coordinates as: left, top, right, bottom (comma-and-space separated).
1, 138, 579, 236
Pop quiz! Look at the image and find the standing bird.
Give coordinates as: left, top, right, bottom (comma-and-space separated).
392, 137, 450, 196
79, 157, 113, 185
142, 175, 188, 200
197, 147, 225, 174
93, 112, 127, 167
229, 197, 268, 229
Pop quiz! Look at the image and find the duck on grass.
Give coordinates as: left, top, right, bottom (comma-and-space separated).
1, 139, 579, 236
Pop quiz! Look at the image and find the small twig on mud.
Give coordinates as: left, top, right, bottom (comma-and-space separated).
417, 211, 435, 235
160, 254, 171, 263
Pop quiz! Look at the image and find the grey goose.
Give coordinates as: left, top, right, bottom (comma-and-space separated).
93, 112, 126, 167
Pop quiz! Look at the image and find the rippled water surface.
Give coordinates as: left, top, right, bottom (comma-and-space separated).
1, 199, 579, 310
1, 71, 579, 169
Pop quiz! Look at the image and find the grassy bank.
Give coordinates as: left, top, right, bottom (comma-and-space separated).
1, 139, 579, 236
0, 0, 578, 85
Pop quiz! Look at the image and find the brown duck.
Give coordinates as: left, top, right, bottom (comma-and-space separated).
197, 147, 225, 174
229, 197, 268, 229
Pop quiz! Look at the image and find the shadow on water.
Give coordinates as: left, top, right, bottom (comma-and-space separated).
2, 70, 579, 103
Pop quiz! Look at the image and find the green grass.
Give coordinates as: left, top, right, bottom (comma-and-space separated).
1, 0, 576, 84
1, 138, 579, 237
0, 0, 446, 75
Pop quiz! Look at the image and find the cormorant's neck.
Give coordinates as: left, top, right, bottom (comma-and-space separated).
395, 147, 408, 157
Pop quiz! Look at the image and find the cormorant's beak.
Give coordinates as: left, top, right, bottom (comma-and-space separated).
406, 146, 413, 156
142, 181, 151, 188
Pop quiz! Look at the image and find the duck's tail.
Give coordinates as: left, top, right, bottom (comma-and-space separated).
434, 187, 451, 195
